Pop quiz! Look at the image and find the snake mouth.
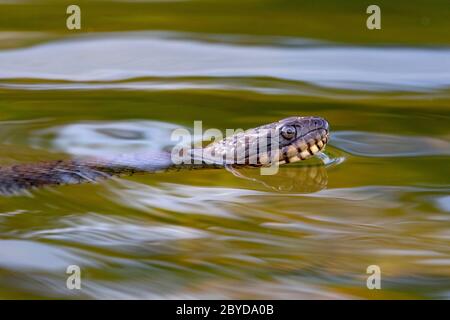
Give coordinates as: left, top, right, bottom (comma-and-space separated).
279, 127, 330, 164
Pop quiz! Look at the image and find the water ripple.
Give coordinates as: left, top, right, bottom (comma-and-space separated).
332, 131, 450, 157
32, 120, 185, 156
24, 214, 209, 251
0, 239, 96, 271
0, 32, 449, 92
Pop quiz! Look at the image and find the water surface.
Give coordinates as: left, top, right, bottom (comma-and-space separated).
0, 0, 449, 299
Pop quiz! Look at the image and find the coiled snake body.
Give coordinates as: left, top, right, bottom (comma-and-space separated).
0, 116, 329, 195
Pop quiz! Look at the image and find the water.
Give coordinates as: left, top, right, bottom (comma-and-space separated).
0, 0, 449, 299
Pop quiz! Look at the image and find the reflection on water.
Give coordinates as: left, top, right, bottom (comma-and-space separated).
228, 166, 328, 193
0, 32, 450, 93
24, 215, 209, 252
32, 120, 185, 156
332, 131, 450, 157
0, 29, 449, 299
0, 239, 96, 271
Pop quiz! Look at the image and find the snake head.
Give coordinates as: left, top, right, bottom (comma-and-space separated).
203, 116, 330, 166
274, 116, 330, 165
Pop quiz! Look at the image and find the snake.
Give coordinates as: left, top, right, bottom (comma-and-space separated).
0, 116, 329, 195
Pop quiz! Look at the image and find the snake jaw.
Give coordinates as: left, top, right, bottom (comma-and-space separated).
278, 128, 329, 165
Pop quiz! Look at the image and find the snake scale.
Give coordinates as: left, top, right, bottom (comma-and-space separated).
0, 116, 329, 195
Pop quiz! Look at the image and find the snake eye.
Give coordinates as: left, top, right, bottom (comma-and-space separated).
281, 125, 296, 140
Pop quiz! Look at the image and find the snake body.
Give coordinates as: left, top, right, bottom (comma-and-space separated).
0, 116, 329, 195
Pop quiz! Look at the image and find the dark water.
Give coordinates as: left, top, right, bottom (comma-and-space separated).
0, 0, 449, 299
